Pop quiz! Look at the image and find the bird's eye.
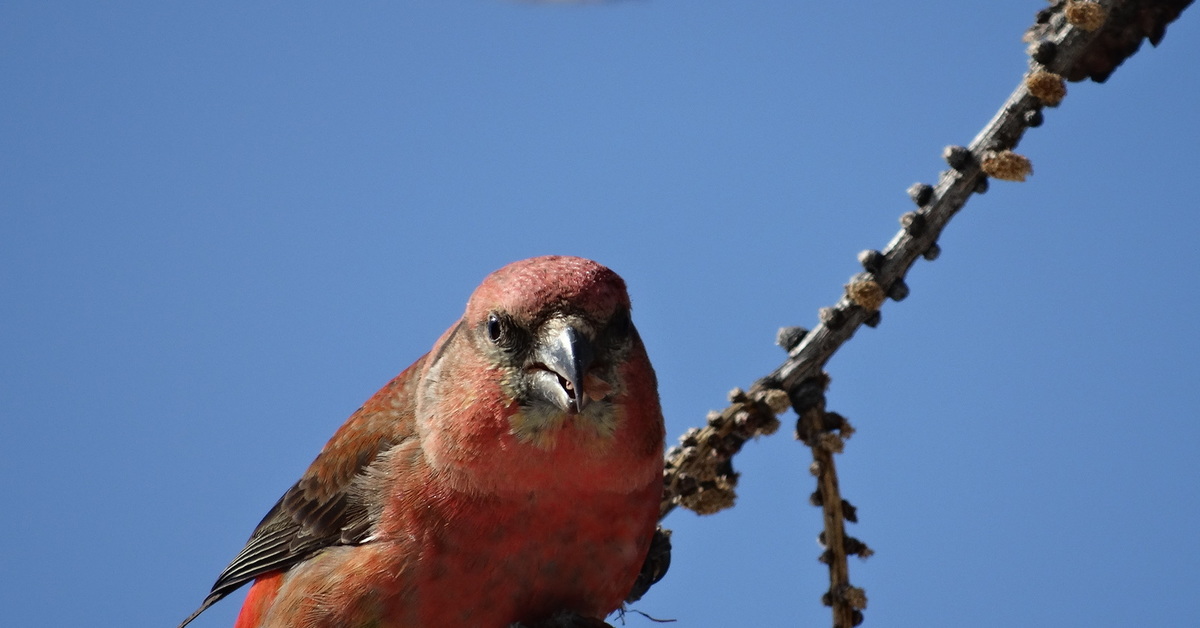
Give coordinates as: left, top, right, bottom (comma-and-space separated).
487, 313, 505, 344
486, 313, 527, 353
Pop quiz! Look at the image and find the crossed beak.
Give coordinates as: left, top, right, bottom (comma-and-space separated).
532, 325, 595, 414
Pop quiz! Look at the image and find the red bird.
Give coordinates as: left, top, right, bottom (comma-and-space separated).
178, 256, 665, 628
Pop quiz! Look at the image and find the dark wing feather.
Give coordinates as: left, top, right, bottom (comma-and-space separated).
177, 355, 426, 628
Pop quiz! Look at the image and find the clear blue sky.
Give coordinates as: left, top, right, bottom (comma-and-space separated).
3, 2, 1198, 627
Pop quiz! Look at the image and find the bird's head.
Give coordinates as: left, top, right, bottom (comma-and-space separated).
463, 255, 646, 447
416, 256, 663, 490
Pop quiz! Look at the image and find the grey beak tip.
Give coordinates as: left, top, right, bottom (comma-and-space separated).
538, 324, 595, 415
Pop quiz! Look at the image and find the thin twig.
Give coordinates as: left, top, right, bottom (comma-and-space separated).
793, 376, 870, 628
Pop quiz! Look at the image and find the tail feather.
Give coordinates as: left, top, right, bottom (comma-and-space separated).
176, 593, 221, 628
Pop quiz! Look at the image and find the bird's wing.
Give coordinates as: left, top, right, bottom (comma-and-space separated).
177, 354, 427, 628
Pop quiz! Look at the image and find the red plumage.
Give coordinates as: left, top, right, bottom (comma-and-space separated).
179, 256, 665, 628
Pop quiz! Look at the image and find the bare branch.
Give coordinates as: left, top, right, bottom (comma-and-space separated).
653, 0, 1193, 624
662, 0, 1156, 524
